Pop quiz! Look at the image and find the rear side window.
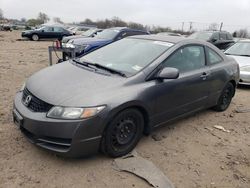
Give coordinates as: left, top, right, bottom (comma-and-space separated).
162, 45, 205, 73
226, 33, 233, 40
207, 47, 223, 64
54, 27, 64, 32
212, 33, 219, 40
220, 33, 227, 40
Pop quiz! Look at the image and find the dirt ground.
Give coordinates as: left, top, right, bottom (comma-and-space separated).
0, 31, 249, 188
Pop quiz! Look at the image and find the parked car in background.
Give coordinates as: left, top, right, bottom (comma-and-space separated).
157, 32, 182, 37
188, 31, 235, 50
62, 28, 103, 47
21, 26, 73, 41
0, 24, 12, 31
69, 26, 95, 35
225, 39, 250, 85
62, 27, 149, 57
13, 35, 239, 158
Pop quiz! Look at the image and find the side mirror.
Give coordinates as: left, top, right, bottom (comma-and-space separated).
41, 30, 44, 32
211, 38, 217, 42
155, 67, 179, 80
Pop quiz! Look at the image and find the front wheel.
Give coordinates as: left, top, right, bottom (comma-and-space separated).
31, 34, 39, 41
213, 82, 235, 111
102, 109, 144, 157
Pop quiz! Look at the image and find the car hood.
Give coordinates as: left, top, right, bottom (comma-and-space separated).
22, 30, 33, 33
25, 61, 126, 107
227, 55, 250, 67
62, 35, 88, 43
70, 37, 112, 46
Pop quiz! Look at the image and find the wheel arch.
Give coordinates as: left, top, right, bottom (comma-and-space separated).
104, 101, 151, 136
229, 80, 236, 97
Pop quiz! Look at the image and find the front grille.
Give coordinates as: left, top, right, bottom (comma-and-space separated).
22, 88, 53, 112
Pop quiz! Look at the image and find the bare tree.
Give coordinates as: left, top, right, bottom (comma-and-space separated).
53, 17, 63, 24
0, 8, 3, 19
208, 23, 219, 31
127, 22, 144, 30
81, 18, 94, 25
111, 17, 127, 27
237, 29, 248, 38
37, 12, 50, 23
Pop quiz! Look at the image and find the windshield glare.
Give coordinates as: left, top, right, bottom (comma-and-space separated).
93, 29, 119, 40
189, 32, 213, 40
82, 29, 96, 36
225, 42, 250, 56
80, 38, 173, 76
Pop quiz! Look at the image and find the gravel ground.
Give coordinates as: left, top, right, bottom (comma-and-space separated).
0, 31, 250, 188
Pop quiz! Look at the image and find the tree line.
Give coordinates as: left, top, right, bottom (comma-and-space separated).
0, 9, 249, 37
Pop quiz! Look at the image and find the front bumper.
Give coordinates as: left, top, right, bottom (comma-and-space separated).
13, 92, 105, 157
239, 71, 250, 85
21, 32, 31, 38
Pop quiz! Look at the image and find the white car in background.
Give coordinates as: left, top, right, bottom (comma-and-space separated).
225, 39, 250, 85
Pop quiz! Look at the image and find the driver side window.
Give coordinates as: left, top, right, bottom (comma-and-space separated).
43, 27, 53, 32
162, 45, 205, 73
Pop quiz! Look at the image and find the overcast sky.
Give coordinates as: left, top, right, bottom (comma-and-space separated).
1, 0, 250, 31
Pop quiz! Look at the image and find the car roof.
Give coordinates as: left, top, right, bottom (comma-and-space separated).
108, 27, 148, 33
196, 30, 230, 34
129, 34, 186, 44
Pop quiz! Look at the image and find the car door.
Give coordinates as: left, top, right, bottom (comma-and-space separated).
53, 27, 66, 39
41, 26, 54, 39
151, 45, 211, 126
204, 46, 227, 106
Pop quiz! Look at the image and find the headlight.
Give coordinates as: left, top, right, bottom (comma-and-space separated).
64, 43, 75, 48
20, 82, 25, 91
78, 45, 89, 52
240, 66, 250, 72
47, 106, 106, 119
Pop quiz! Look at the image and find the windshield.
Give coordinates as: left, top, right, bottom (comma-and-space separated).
188, 32, 213, 40
36, 26, 45, 30
225, 42, 250, 56
80, 38, 173, 76
82, 29, 96, 36
93, 29, 119, 40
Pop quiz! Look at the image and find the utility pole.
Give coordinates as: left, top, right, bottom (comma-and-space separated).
219, 22, 223, 31
189, 22, 193, 32
181, 22, 184, 32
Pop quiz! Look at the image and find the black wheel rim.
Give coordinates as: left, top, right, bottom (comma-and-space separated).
111, 115, 138, 151
221, 87, 232, 109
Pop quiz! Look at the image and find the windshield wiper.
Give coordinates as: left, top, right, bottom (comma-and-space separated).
225, 53, 250, 57
91, 63, 127, 77
74, 59, 126, 77
239, 54, 250, 57
72, 59, 97, 70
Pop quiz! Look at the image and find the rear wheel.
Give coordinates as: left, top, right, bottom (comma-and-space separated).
213, 82, 235, 111
31, 34, 39, 41
102, 109, 144, 157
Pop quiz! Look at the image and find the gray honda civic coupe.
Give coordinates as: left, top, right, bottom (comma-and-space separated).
13, 35, 239, 158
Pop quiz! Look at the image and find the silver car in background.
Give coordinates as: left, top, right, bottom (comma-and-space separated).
225, 40, 250, 85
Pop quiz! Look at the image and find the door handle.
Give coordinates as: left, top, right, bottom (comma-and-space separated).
200, 72, 210, 80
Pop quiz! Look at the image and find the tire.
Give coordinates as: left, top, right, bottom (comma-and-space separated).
213, 82, 235, 112
102, 108, 144, 157
31, 34, 39, 41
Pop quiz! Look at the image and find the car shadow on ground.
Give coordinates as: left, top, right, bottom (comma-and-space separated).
237, 85, 250, 90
